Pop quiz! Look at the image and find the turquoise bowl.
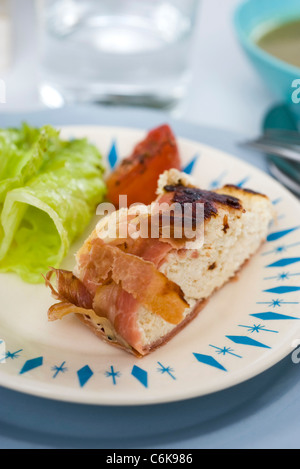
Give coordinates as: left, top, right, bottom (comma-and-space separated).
234, 0, 300, 120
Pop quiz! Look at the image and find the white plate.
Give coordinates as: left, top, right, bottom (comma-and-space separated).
0, 125, 300, 406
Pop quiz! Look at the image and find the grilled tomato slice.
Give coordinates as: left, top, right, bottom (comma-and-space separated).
107, 124, 181, 207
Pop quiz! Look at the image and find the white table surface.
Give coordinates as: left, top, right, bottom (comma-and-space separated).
1, 0, 277, 136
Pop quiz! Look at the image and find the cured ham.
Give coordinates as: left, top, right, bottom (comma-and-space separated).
46, 166, 274, 356
45, 268, 93, 309
46, 235, 189, 354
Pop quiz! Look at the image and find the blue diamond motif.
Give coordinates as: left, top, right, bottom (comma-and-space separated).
226, 336, 270, 349
266, 258, 300, 268
236, 176, 250, 187
131, 365, 148, 388
272, 198, 282, 205
264, 286, 300, 294
19, 356, 43, 374
209, 171, 227, 189
182, 154, 199, 175
77, 365, 93, 387
108, 140, 118, 169
251, 312, 300, 321
267, 227, 300, 242
193, 353, 227, 371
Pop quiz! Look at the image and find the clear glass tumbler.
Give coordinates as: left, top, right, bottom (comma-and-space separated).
37, 0, 200, 108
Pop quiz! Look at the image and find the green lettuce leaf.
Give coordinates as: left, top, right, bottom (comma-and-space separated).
0, 126, 106, 283
0, 124, 59, 202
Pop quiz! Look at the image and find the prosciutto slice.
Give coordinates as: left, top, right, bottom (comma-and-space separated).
46, 237, 189, 353
45, 268, 93, 309
92, 283, 143, 353
79, 238, 188, 325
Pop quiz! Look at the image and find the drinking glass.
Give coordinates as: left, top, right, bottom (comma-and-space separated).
37, 0, 200, 108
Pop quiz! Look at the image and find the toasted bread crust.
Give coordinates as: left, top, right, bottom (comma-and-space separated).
221, 184, 269, 198
163, 184, 244, 221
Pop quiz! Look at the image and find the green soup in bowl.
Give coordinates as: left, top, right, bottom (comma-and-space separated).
234, 0, 300, 119
257, 19, 300, 69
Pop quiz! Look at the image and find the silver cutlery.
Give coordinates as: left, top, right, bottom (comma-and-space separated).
241, 130, 300, 164
240, 129, 300, 196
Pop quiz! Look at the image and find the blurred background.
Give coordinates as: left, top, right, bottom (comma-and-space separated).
0, 0, 278, 134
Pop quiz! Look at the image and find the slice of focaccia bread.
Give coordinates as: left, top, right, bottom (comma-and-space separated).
46, 169, 274, 356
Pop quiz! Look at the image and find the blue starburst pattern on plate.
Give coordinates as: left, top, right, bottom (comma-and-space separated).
264, 272, 300, 281
182, 154, 199, 174
105, 366, 121, 385
157, 362, 176, 380
256, 298, 299, 307
77, 365, 93, 387
193, 353, 227, 371
108, 140, 118, 169
52, 361, 68, 379
250, 312, 300, 321
1, 349, 22, 363
238, 324, 278, 334
267, 227, 300, 242
209, 345, 242, 358
262, 242, 300, 256
131, 365, 148, 388
19, 356, 43, 375
226, 336, 271, 349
